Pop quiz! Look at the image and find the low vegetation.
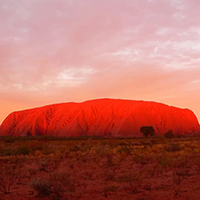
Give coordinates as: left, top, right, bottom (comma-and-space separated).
0, 135, 200, 199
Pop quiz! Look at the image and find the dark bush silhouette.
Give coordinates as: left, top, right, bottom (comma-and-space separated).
164, 130, 175, 138
27, 132, 32, 136
140, 126, 155, 137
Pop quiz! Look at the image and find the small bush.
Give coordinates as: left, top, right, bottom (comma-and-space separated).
31, 172, 75, 199
164, 130, 175, 138
50, 172, 75, 198
166, 143, 182, 152
116, 172, 142, 193
118, 145, 133, 155
31, 179, 51, 196
17, 145, 30, 155
37, 156, 62, 172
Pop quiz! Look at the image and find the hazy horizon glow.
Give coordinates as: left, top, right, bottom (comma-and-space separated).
0, 0, 200, 124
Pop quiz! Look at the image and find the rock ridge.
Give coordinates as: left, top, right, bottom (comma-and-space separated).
0, 99, 199, 137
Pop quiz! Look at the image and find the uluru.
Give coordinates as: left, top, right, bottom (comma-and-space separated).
0, 99, 199, 137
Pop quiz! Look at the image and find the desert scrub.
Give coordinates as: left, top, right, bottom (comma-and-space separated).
94, 144, 112, 157
16, 145, 30, 155
132, 153, 149, 167
31, 179, 51, 196
37, 155, 62, 172
0, 158, 23, 194
103, 185, 118, 198
116, 171, 143, 193
50, 172, 75, 198
166, 143, 182, 152
157, 153, 173, 168
118, 144, 133, 155
172, 168, 190, 197
145, 163, 163, 177
31, 172, 75, 199
103, 167, 119, 181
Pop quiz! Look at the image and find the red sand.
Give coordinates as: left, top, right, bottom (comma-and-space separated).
0, 99, 199, 137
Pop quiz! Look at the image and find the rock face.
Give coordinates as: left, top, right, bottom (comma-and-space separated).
0, 99, 199, 137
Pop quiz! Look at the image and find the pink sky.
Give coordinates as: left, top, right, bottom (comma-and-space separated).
0, 0, 200, 124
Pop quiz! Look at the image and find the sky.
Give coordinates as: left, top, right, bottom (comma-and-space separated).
0, 0, 200, 124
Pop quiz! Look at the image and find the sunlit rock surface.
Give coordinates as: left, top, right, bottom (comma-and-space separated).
0, 99, 199, 137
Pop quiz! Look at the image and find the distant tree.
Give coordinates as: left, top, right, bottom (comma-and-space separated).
140, 126, 155, 137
